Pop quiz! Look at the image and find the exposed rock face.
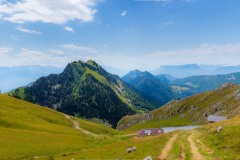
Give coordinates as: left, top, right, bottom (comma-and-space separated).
117, 83, 240, 130
117, 113, 153, 130
126, 146, 136, 153
144, 155, 152, 160
217, 126, 223, 133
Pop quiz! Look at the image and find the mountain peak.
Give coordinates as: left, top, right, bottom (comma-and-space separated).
126, 70, 152, 76
86, 60, 98, 66
129, 69, 141, 74
86, 60, 105, 71
11, 60, 156, 127
63, 60, 85, 75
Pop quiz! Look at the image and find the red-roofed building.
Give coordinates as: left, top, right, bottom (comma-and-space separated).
137, 128, 164, 137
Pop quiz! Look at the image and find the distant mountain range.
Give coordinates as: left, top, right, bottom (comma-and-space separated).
122, 70, 174, 106
122, 69, 240, 105
152, 64, 240, 78
2, 64, 240, 93
117, 83, 240, 130
170, 72, 240, 99
11, 60, 157, 127
0, 66, 63, 93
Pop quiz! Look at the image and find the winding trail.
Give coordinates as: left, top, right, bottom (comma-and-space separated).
64, 114, 99, 137
158, 134, 178, 160
188, 132, 205, 160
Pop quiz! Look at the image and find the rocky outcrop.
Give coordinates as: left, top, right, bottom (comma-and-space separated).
117, 83, 240, 130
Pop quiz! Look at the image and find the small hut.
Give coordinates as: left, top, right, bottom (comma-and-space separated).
207, 115, 227, 123
137, 128, 164, 137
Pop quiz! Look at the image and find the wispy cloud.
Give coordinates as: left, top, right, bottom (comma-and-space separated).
149, 43, 240, 57
16, 26, 41, 34
134, 0, 172, 3
49, 49, 65, 55
0, 46, 13, 55
11, 35, 19, 41
1, 43, 240, 71
0, 0, 97, 24
60, 44, 98, 53
159, 21, 174, 29
124, 29, 134, 33
64, 26, 74, 33
121, 11, 127, 17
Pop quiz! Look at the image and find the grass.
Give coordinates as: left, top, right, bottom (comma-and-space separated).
171, 85, 190, 92
1, 93, 240, 159
124, 116, 191, 132
167, 131, 192, 160
119, 83, 240, 130
0, 94, 174, 160
0, 94, 98, 159
85, 67, 108, 84
0, 94, 126, 159
54, 132, 176, 160
195, 116, 240, 159
75, 118, 122, 135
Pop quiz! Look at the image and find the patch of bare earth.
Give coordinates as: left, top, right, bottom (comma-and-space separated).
158, 134, 178, 160
180, 144, 185, 160
64, 114, 99, 137
188, 132, 205, 160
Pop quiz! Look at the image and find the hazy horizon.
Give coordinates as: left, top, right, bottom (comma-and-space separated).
0, 0, 240, 72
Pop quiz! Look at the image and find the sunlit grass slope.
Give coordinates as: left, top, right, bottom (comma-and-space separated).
196, 115, 240, 159
0, 94, 122, 159
1, 94, 239, 160
0, 94, 176, 160
118, 83, 240, 131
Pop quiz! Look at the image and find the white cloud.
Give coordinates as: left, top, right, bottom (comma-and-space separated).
159, 21, 174, 29
0, 46, 13, 55
60, 44, 98, 53
49, 49, 65, 55
121, 11, 127, 17
145, 43, 240, 68
16, 26, 41, 34
134, 0, 172, 3
1, 43, 240, 73
0, 0, 97, 24
149, 43, 240, 57
64, 26, 74, 33
11, 35, 19, 41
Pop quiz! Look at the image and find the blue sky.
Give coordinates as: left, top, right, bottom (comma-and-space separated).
1, 0, 240, 74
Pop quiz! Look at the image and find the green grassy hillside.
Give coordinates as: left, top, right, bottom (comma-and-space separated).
0, 94, 182, 160
171, 71, 240, 99
1, 94, 239, 159
117, 83, 240, 131
0, 94, 123, 159
195, 115, 240, 159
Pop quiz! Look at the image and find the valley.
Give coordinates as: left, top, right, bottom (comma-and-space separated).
0, 93, 240, 159
1, 0, 240, 159
117, 83, 240, 131
1, 60, 239, 159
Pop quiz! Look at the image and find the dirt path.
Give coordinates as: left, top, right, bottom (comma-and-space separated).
158, 134, 178, 160
64, 115, 99, 137
188, 132, 205, 160
180, 144, 185, 160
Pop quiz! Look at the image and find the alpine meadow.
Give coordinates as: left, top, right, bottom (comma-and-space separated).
1, 0, 240, 160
